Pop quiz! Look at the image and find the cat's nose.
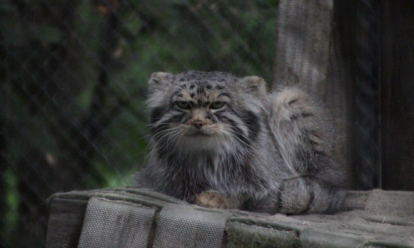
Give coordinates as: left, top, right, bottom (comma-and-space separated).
192, 120, 205, 129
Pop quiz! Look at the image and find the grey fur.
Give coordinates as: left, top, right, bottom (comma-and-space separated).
134, 70, 348, 214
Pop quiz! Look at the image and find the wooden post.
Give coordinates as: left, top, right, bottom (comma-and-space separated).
273, 0, 353, 187
381, 1, 414, 191
272, 0, 333, 94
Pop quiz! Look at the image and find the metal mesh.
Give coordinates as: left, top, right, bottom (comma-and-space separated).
1, 0, 387, 247
1, 1, 277, 247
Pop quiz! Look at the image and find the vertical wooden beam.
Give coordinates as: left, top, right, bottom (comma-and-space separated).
381, 1, 414, 190
353, 0, 381, 189
273, 0, 354, 187
272, 0, 333, 94
330, 0, 358, 188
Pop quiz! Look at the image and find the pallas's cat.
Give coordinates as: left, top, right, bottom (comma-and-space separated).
134, 71, 347, 214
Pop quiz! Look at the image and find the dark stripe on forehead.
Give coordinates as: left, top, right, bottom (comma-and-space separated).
196, 87, 204, 95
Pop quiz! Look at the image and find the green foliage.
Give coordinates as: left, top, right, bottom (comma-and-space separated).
3, 167, 19, 247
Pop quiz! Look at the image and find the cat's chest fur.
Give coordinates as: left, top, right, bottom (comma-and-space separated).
158, 150, 270, 202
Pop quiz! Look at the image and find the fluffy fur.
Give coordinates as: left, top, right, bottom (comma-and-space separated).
134, 71, 348, 214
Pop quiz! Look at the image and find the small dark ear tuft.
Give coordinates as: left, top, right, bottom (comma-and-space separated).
148, 72, 174, 92
241, 76, 267, 97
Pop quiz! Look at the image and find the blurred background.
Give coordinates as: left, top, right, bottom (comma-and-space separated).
0, 0, 278, 247
3, 0, 414, 247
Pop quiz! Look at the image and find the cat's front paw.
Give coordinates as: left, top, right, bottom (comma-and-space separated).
195, 191, 233, 209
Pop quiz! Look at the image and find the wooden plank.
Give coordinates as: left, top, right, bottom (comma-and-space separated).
381, 0, 414, 190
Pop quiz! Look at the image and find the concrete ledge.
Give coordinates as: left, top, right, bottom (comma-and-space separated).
226, 221, 300, 248
46, 188, 414, 247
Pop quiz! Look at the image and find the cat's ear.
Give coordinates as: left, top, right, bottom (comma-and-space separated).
240, 76, 267, 98
148, 72, 175, 92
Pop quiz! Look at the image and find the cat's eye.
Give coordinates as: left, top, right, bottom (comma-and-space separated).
210, 102, 225, 109
176, 101, 191, 109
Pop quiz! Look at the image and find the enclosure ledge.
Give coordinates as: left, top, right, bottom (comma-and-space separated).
46, 188, 414, 248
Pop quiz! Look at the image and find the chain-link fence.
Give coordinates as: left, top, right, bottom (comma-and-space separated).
1, 1, 277, 247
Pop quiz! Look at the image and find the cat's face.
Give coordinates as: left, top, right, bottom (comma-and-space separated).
147, 71, 266, 153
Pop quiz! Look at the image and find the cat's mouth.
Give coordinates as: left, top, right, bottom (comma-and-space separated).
177, 125, 227, 151
185, 127, 216, 137
188, 130, 213, 137
190, 132, 211, 137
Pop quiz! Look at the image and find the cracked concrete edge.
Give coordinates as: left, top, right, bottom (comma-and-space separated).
225, 215, 414, 248
46, 188, 186, 210
47, 188, 414, 248
226, 221, 300, 248
45, 189, 374, 212
225, 219, 414, 248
